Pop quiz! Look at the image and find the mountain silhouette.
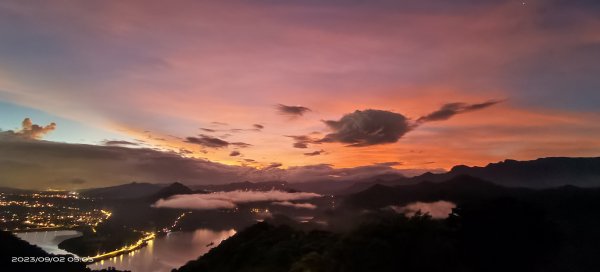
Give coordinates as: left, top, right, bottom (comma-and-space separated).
80, 182, 165, 199
340, 157, 600, 194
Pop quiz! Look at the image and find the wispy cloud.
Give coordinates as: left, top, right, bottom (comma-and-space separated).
103, 140, 139, 146
304, 149, 325, 156
417, 100, 502, 123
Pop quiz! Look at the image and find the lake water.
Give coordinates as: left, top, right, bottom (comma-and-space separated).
88, 229, 236, 272
15, 230, 83, 255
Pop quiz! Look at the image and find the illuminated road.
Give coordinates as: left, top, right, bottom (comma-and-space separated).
87, 231, 156, 262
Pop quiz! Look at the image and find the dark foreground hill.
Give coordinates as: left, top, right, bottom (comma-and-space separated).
175, 205, 567, 272
175, 175, 600, 272
0, 231, 127, 272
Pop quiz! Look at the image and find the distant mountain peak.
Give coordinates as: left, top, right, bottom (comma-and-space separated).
146, 182, 193, 202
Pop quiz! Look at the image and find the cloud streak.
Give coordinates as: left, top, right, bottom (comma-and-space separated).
304, 149, 325, 156
103, 140, 139, 146
185, 134, 251, 149
417, 100, 502, 123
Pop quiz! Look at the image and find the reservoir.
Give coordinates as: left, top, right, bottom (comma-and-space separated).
15, 229, 235, 272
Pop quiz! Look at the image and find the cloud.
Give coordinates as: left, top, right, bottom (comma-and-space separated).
103, 140, 139, 146
264, 162, 283, 170
185, 135, 230, 148
253, 124, 264, 130
389, 201, 456, 219
153, 190, 321, 210
417, 100, 501, 123
0, 136, 444, 189
200, 128, 216, 132
0, 119, 444, 189
231, 142, 252, 148
320, 110, 413, 147
294, 142, 308, 148
229, 150, 241, 156
319, 101, 500, 147
374, 161, 403, 167
286, 135, 320, 149
4, 118, 57, 140
273, 201, 317, 209
210, 122, 228, 126
304, 149, 325, 156
0, 136, 251, 189
276, 104, 311, 117
154, 196, 236, 210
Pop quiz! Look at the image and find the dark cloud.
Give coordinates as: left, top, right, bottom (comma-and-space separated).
231, 142, 252, 148
320, 109, 413, 147
0, 137, 250, 189
319, 101, 499, 147
185, 135, 230, 148
202, 126, 262, 133
374, 161, 403, 167
265, 162, 283, 170
276, 104, 311, 117
294, 142, 308, 148
5, 118, 57, 140
417, 100, 501, 123
304, 149, 325, 156
230, 150, 241, 156
178, 148, 194, 155
286, 135, 320, 149
103, 140, 139, 146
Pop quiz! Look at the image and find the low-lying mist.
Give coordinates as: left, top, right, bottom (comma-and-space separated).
390, 201, 456, 219
153, 190, 321, 210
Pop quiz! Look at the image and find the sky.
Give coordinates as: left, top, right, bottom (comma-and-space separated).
1, 0, 599, 189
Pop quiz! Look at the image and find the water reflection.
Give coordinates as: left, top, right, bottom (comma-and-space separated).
89, 229, 236, 272
15, 230, 82, 255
